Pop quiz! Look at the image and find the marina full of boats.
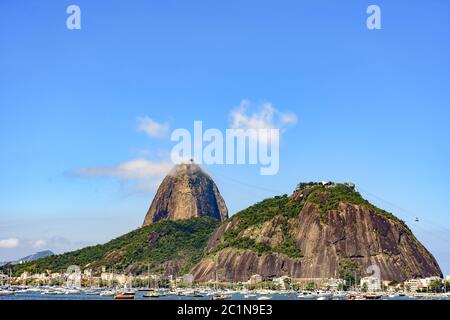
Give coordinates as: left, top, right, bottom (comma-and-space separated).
1, 286, 450, 300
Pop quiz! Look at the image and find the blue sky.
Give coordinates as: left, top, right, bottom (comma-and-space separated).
1, 1, 449, 275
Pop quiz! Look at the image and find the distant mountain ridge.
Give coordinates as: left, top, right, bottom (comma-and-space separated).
1, 250, 54, 266
18, 250, 54, 264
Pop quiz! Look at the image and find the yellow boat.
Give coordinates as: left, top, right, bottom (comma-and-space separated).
144, 292, 160, 298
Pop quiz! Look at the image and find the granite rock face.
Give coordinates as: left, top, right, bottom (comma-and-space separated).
143, 163, 228, 226
191, 184, 442, 282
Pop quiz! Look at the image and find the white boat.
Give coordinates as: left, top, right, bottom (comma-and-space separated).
298, 291, 317, 299
212, 293, 231, 300
85, 290, 101, 295
122, 289, 136, 296
257, 295, 272, 300
317, 291, 333, 299
0, 290, 14, 296
99, 290, 116, 296
332, 291, 347, 299
179, 290, 203, 297
224, 289, 239, 295
143, 292, 160, 298
64, 289, 81, 294
244, 293, 257, 298
41, 290, 60, 295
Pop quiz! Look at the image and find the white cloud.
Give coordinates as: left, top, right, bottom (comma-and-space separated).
73, 116, 173, 193
76, 159, 172, 179
48, 236, 71, 247
229, 100, 297, 144
136, 116, 170, 139
230, 100, 297, 130
0, 238, 19, 249
279, 112, 298, 126
75, 159, 173, 192
30, 239, 47, 249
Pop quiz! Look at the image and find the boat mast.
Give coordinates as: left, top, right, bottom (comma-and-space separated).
215, 254, 218, 291
147, 264, 150, 289
130, 273, 133, 289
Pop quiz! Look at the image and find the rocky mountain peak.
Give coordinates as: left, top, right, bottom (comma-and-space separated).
142, 163, 228, 226
191, 182, 442, 282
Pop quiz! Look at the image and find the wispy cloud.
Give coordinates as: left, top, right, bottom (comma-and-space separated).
29, 239, 47, 249
229, 100, 297, 144
0, 238, 19, 249
230, 100, 297, 129
136, 116, 170, 139
74, 159, 173, 192
48, 236, 71, 248
72, 116, 173, 193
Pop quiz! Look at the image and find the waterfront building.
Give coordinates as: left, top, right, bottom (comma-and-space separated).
360, 276, 381, 291
272, 276, 290, 289
248, 274, 263, 285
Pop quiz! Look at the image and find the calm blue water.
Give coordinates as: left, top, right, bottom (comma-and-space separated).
0, 292, 294, 300
1, 291, 447, 300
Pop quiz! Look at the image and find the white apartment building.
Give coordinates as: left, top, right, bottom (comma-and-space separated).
360, 276, 381, 291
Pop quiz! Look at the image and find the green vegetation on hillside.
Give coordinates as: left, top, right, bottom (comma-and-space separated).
274, 220, 302, 258
8, 217, 219, 276
338, 258, 362, 289
215, 236, 271, 256
213, 182, 412, 258
227, 195, 302, 235
5, 181, 414, 278
213, 195, 303, 259
300, 182, 410, 231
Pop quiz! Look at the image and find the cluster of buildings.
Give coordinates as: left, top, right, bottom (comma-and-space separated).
232, 273, 448, 292
403, 276, 446, 292
2, 268, 448, 293
296, 181, 358, 193
2, 269, 187, 288
246, 274, 345, 290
